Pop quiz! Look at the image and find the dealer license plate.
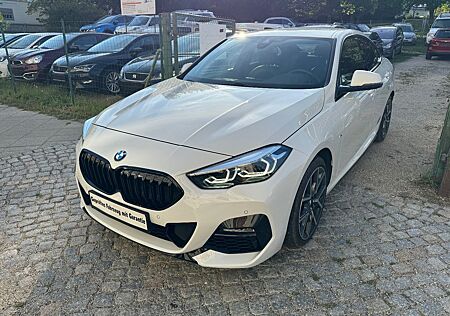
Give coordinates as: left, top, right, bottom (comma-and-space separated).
89, 192, 148, 231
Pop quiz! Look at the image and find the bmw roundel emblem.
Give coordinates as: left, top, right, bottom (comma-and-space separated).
114, 150, 127, 162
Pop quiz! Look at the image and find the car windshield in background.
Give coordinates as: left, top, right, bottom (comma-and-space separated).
8, 34, 40, 49
373, 28, 395, 39
39, 34, 76, 49
399, 25, 413, 32
183, 36, 334, 89
129, 16, 150, 26
432, 19, 450, 28
357, 24, 371, 32
0, 34, 16, 45
96, 16, 116, 24
177, 34, 200, 55
88, 35, 136, 53
436, 30, 450, 39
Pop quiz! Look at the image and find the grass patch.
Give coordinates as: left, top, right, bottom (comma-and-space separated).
392, 39, 428, 63
0, 79, 122, 121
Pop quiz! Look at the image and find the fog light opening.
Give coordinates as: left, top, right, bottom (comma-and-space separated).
221, 215, 261, 233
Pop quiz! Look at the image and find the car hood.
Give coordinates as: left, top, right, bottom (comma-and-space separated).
403, 32, 415, 38
94, 78, 325, 156
13, 48, 53, 60
54, 52, 112, 67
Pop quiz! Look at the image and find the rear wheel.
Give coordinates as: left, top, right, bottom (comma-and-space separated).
375, 97, 393, 143
285, 157, 328, 248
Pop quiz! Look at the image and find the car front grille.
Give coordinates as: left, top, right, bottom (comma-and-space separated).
53, 65, 68, 73
79, 150, 184, 210
124, 72, 148, 81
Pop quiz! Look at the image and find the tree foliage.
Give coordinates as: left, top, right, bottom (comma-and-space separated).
27, 0, 121, 31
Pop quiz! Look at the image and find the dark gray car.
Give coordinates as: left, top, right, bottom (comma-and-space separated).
371, 26, 404, 59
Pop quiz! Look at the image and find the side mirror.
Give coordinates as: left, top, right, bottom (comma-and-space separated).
130, 47, 144, 56
69, 45, 80, 53
338, 70, 383, 96
180, 62, 193, 74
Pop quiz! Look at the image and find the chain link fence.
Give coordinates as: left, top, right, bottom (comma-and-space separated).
0, 13, 234, 113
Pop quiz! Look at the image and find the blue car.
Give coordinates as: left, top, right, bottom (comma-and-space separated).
80, 15, 134, 34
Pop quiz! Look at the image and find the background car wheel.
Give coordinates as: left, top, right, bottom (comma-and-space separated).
285, 157, 328, 248
426, 52, 432, 60
375, 97, 393, 143
104, 70, 121, 94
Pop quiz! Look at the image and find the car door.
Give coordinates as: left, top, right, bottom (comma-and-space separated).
335, 35, 379, 172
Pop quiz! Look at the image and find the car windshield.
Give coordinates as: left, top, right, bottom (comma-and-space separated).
177, 34, 200, 56
182, 36, 334, 89
8, 34, 41, 49
398, 25, 414, 32
39, 34, 76, 49
129, 16, 150, 26
357, 24, 371, 32
88, 35, 136, 53
373, 28, 395, 39
96, 16, 116, 24
0, 34, 16, 45
435, 29, 450, 38
432, 19, 450, 28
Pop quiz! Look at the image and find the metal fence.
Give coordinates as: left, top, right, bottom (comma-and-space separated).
0, 13, 235, 107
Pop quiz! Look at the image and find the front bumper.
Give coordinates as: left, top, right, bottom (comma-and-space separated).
75, 126, 305, 268
9, 63, 41, 81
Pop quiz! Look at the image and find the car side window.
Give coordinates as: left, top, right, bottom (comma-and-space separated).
72, 35, 98, 50
339, 36, 379, 86
129, 37, 154, 52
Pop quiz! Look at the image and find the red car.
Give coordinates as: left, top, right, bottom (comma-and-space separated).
426, 28, 450, 60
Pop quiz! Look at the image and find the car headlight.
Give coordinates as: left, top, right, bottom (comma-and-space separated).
82, 117, 96, 141
24, 55, 43, 64
188, 145, 291, 189
72, 64, 95, 73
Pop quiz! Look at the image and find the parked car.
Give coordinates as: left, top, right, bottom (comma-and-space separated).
371, 26, 404, 59
426, 28, 450, 60
427, 16, 450, 44
0, 33, 58, 78
119, 33, 200, 94
367, 31, 384, 55
393, 23, 417, 45
51, 34, 160, 94
0, 33, 27, 48
77, 28, 394, 268
80, 15, 134, 33
9, 33, 111, 81
115, 15, 160, 34
264, 17, 303, 28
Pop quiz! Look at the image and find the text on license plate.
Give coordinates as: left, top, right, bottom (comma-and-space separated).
89, 192, 148, 231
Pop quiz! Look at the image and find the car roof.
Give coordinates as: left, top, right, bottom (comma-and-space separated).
372, 26, 396, 30
242, 27, 356, 39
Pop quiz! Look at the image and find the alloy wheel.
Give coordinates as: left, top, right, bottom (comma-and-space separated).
298, 166, 327, 241
105, 71, 120, 94
380, 100, 392, 139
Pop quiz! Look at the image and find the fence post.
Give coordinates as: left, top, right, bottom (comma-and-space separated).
172, 13, 180, 76
432, 103, 450, 195
144, 49, 161, 88
61, 19, 75, 106
160, 13, 173, 80
1, 28, 16, 93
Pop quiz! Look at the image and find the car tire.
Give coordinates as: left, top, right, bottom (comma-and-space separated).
103, 69, 121, 94
426, 52, 432, 60
285, 157, 328, 248
375, 97, 393, 143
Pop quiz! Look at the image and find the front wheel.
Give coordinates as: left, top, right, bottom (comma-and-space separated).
104, 70, 121, 94
375, 98, 393, 143
285, 157, 328, 248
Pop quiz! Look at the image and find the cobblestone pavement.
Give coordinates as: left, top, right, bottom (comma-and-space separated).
1, 145, 449, 315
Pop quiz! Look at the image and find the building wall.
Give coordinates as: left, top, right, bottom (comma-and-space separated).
0, 0, 44, 32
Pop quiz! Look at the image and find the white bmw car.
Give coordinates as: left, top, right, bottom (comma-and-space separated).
76, 28, 394, 268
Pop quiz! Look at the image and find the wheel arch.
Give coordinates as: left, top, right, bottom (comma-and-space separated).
315, 148, 333, 185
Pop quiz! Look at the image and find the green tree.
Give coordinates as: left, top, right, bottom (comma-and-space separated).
27, 0, 111, 31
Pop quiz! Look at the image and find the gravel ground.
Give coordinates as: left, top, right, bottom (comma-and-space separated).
344, 55, 450, 201
0, 56, 450, 315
